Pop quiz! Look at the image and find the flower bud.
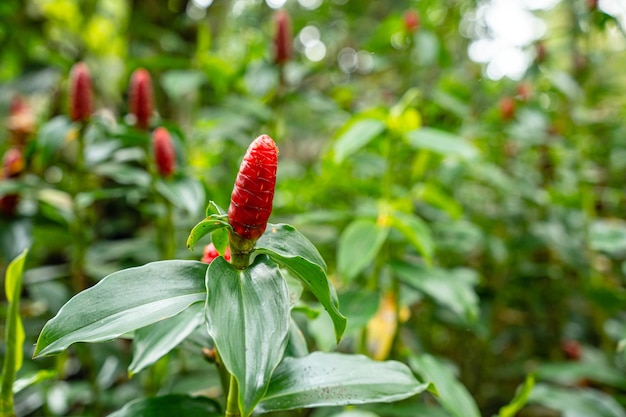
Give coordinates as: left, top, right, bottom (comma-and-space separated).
202, 243, 231, 264
273, 10, 292, 65
2, 148, 24, 178
499, 96, 516, 120
403, 10, 420, 33
152, 127, 176, 177
7, 96, 35, 146
129, 68, 153, 130
68, 62, 93, 122
228, 135, 278, 241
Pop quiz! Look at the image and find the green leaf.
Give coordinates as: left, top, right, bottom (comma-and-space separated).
206, 200, 226, 217
1, 249, 27, 412
388, 211, 434, 263
334, 119, 386, 163
337, 219, 388, 282
129, 302, 204, 375
93, 163, 152, 187
108, 394, 221, 417
161, 70, 206, 101
12, 370, 57, 394
405, 127, 478, 159
394, 262, 480, 324
205, 255, 290, 417
36, 116, 72, 163
257, 352, 430, 413
34, 260, 207, 357
412, 183, 463, 219
156, 176, 206, 215
498, 374, 535, 417
529, 384, 626, 417
186, 214, 230, 250
212, 227, 229, 256
409, 354, 480, 417
256, 224, 347, 342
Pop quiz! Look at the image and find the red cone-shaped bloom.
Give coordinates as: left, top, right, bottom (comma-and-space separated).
274, 10, 292, 65
2, 148, 24, 178
129, 68, 153, 130
69, 62, 93, 122
228, 135, 278, 241
403, 10, 420, 33
152, 127, 176, 177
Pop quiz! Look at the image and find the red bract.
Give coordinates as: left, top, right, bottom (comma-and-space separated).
561, 340, 582, 361
129, 68, 153, 130
2, 148, 24, 178
202, 243, 231, 264
7, 96, 35, 145
516, 82, 532, 102
228, 135, 278, 241
499, 96, 516, 120
403, 10, 420, 33
273, 10, 292, 65
152, 127, 176, 177
69, 62, 93, 122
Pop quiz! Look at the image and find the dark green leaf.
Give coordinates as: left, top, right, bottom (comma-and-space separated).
405, 128, 478, 159
205, 255, 290, 417
257, 352, 430, 413
186, 214, 230, 250
337, 219, 388, 282
34, 261, 207, 357
256, 224, 346, 342
409, 354, 480, 417
529, 384, 626, 417
108, 394, 221, 417
334, 119, 386, 163
129, 302, 204, 375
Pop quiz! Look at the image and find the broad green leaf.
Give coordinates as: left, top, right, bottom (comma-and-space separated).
388, 211, 434, 263
256, 224, 347, 342
405, 127, 478, 159
338, 219, 388, 282
498, 374, 535, 417
205, 255, 290, 417
330, 411, 380, 417
36, 116, 72, 163
1, 249, 27, 414
529, 384, 626, 417
93, 163, 151, 187
285, 319, 309, 358
186, 214, 230, 250
394, 262, 479, 324
256, 352, 430, 413
34, 260, 207, 357
108, 394, 221, 417
409, 354, 480, 417
129, 302, 204, 375
156, 176, 205, 215
334, 119, 386, 163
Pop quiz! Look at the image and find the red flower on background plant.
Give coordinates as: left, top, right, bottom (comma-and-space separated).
2, 148, 24, 178
228, 134, 278, 241
129, 68, 153, 130
516, 82, 532, 102
69, 62, 93, 122
499, 96, 516, 120
152, 127, 176, 177
202, 243, 231, 264
273, 10, 292, 65
403, 10, 420, 33
561, 340, 582, 361
7, 96, 35, 146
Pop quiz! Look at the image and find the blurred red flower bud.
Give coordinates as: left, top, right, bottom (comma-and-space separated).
499, 96, 516, 120
516, 82, 532, 102
561, 340, 582, 361
403, 10, 420, 33
274, 10, 292, 65
228, 135, 278, 241
202, 242, 231, 264
535, 41, 547, 64
6, 96, 35, 145
69, 62, 93, 122
2, 148, 24, 178
152, 127, 176, 177
129, 68, 153, 130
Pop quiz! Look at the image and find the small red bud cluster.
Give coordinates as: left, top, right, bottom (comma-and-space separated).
202, 243, 232, 264
128, 68, 154, 130
69, 62, 93, 123
152, 127, 177, 177
273, 10, 292, 66
403, 10, 420, 34
499, 96, 516, 121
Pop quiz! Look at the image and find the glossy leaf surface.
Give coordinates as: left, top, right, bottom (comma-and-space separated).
34, 260, 207, 357
256, 224, 346, 342
257, 352, 430, 413
205, 255, 290, 417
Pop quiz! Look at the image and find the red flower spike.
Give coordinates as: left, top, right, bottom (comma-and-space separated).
129, 68, 153, 130
273, 10, 292, 65
152, 127, 176, 177
499, 96, 516, 121
228, 135, 278, 241
403, 10, 420, 33
0, 193, 19, 217
7, 96, 35, 145
561, 340, 582, 361
2, 148, 24, 178
69, 62, 93, 122
202, 243, 231, 264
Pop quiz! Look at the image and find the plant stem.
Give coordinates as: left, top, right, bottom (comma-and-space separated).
71, 123, 88, 292
225, 374, 240, 417
228, 231, 255, 270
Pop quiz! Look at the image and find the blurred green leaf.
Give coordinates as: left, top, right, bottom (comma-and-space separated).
94, 163, 151, 187
388, 211, 434, 263
34, 261, 207, 357
108, 394, 221, 417
590, 220, 626, 258
256, 352, 430, 413
161, 70, 206, 101
334, 119, 386, 163
529, 384, 626, 417
498, 374, 535, 417
337, 219, 388, 282
205, 255, 290, 417
405, 128, 478, 159
36, 116, 72, 163
156, 176, 205, 215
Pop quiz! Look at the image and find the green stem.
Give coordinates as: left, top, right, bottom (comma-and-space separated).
213, 350, 231, 403
228, 231, 255, 270
225, 374, 240, 417
71, 123, 89, 292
